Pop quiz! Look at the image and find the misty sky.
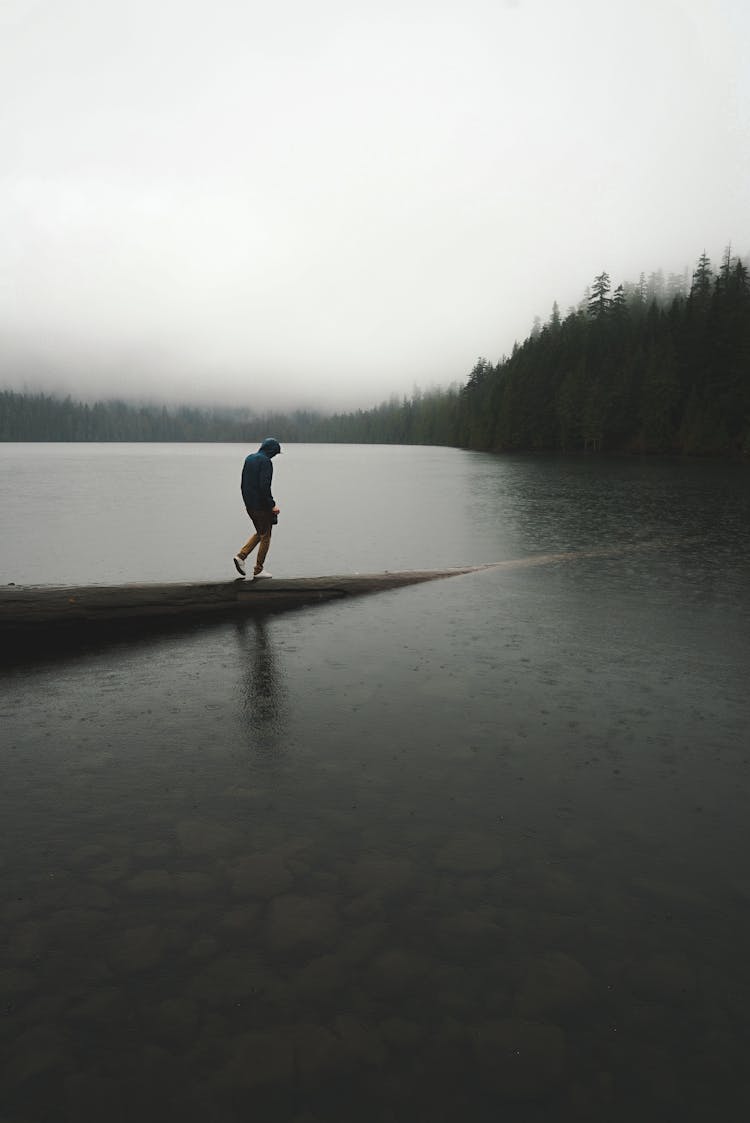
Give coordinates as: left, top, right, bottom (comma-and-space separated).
1, 0, 749, 411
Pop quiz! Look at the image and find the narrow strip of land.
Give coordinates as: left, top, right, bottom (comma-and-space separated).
0, 566, 485, 630
0, 541, 667, 634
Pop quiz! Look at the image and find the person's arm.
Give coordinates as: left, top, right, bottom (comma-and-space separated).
240, 458, 252, 509
259, 457, 275, 510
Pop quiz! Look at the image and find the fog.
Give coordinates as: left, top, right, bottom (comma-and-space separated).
1, 0, 748, 412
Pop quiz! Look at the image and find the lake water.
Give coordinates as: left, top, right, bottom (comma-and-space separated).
1, 443, 750, 1121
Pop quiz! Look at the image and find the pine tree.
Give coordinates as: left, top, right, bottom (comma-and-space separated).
588, 272, 611, 319
690, 252, 713, 302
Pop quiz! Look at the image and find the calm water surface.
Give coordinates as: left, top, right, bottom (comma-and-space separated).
1, 444, 749, 1121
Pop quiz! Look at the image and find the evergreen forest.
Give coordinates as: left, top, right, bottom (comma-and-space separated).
2, 247, 749, 456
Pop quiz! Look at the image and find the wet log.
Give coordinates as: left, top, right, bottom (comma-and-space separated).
1, 543, 668, 662
0, 567, 487, 633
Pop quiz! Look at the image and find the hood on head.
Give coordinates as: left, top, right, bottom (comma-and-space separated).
258, 437, 281, 457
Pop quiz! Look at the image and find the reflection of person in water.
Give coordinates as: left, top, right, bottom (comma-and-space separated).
236, 617, 287, 752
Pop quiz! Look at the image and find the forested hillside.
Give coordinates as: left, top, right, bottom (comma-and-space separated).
319, 248, 750, 456
2, 248, 748, 455
0, 394, 320, 444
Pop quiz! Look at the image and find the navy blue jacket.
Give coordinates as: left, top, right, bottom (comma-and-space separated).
241, 439, 280, 512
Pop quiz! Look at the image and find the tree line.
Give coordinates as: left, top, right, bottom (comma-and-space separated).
2, 246, 748, 455
316, 248, 750, 456
0, 394, 321, 444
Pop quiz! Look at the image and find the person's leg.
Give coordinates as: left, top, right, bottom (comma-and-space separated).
237, 506, 271, 560
254, 528, 272, 575
243, 510, 273, 575
237, 531, 260, 561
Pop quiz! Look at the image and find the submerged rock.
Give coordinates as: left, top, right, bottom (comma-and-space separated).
67, 986, 129, 1025
456, 874, 487, 902
126, 869, 172, 894
529, 863, 583, 908
333, 1014, 387, 1066
293, 1017, 386, 1086
366, 948, 431, 996
230, 852, 294, 898
266, 895, 341, 957
187, 936, 220, 960
222, 1028, 295, 1089
429, 964, 483, 1016
3, 898, 32, 923
4, 1024, 72, 1087
336, 921, 388, 965
437, 909, 503, 957
132, 840, 173, 861
516, 951, 594, 1017
64, 1070, 120, 1119
627, 953, 698, 1004
558, 825, 597, 855
151, 996, 200, 1044
0, 966, 37, 997
293, 1023, 351, 1083
341, 855, 415, 897
175, 818, 237, 856
189, 952, 269, 1006
8, 921, 45, 964
472, 1018, 565, 1099
379, 1017, 422, 1050
343, 889, 385, 921
175, 870, 215, 898
435, 833, 503, 874
108, 925, 166, 973
294, 953, 349, 999
68, 843, 110, 867
45, 907, 109, 947
630, 875, 712, 911
63, 883, 114, 910
220, 904, 261, 933
88, 857, 131, 884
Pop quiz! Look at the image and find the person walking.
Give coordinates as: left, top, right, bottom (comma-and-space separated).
233, 438, 281, 579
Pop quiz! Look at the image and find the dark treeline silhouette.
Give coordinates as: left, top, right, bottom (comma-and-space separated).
0, 384, 463, 446
309, 385, 462, 446
0, 394, 322, 444
2, 248, 748, 455
0, 386, 461, 446
316, 248, 750, 456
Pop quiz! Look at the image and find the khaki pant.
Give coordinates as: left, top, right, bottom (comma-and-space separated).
237, 509, 273, 575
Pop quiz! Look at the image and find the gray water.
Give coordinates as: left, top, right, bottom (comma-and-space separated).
2, 443, 750, 1121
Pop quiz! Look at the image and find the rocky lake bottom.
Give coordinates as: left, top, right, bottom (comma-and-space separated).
5, 784, 750, 1123
2, 446, 749, 1121
3, 562, 750, 1122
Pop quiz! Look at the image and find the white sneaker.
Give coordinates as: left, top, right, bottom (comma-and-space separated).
253, 570, 273, 580
233, 555, 246, 576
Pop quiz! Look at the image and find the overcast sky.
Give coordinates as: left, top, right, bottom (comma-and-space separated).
1, 0, 748, 411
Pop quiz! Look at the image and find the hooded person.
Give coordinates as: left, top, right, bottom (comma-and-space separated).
233, 438, 282, 579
